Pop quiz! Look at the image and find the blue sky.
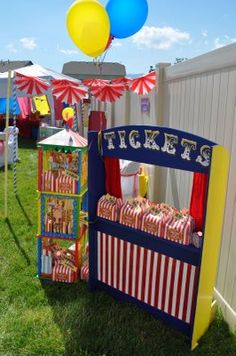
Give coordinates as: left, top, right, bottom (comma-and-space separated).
0, 0, 236, 74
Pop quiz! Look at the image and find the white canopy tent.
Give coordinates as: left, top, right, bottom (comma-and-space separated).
0, 64, 86, 218
0, 64, 82, 125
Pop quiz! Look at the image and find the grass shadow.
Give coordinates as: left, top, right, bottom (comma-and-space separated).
16, 194, 33, 226
42, 281, 236, 355
42, 282, 195, 356
5, 218, 31, 266
18, 137, 37, 150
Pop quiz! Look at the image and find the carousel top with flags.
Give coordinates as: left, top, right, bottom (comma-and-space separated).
37, 128, 87, 151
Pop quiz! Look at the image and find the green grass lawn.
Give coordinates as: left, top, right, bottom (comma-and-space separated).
0, 138, 236, 355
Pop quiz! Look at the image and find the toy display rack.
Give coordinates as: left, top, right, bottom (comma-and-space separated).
36, 128, 88, 283
88, 125, 229, 349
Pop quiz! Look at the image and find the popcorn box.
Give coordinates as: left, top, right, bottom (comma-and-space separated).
55, 174, 77, 194
52, 264, 76, 283
97, 194, 123, 221
119, 199, 145, 229
81, 261, 89, 282
140, 207, 166, 237
42, 171, 55, 192
164, 214, 193, 245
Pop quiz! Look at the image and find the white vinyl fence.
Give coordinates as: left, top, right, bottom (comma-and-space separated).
105, 43, 236, 330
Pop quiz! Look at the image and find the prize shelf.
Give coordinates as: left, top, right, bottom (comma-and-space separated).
91, 217, 202, 266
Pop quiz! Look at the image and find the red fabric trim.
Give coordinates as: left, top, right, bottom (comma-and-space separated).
190, 173, 208, 231
104, 157, 122, 198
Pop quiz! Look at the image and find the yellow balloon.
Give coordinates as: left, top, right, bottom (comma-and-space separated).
66, 0, 110, 57
62, 107, 75, 121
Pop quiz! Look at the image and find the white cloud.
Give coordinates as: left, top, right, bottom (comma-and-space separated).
20, 37, 37, 50
112, 41, 122, 48
214, 36, 236, 49
6, 43, 17, 53
132, 26, 190, 50
57, 45, 78, 55
201, 30, 208, 38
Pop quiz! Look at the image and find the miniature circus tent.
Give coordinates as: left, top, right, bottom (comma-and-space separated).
38, 127, 87, 149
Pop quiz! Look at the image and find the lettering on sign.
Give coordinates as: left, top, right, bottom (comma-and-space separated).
103, 129, 212, 167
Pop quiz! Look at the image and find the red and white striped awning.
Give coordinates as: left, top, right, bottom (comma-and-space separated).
90, 83, 126, 102
51, 79, 80, 87
128, 71, 157, 95
15, 72, 50, 95
111, 77, 130, 89
52, 84, 88, 105
82, 78, 109, 88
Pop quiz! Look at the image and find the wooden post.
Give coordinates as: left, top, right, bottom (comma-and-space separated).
156, 63, 171, 125
110, 102, 115, 128
124, 90, 131, 125
4, 70, 11, 219
152, 63, 171, 202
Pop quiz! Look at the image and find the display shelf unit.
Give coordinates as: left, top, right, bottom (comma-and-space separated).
88, 125, 229, 349
36, 128, 88, 283
92, 217, 201, 266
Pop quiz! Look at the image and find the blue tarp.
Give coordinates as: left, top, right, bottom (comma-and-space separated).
0, 98, 20, 114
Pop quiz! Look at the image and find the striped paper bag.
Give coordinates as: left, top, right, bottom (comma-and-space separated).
140, 206, 167, 237
52, 264, 76, 283
42, 171, 55, 192
164, 213, 193, 245
81, 261, 89, 282
119, 199, 145, 229
97, 194, 123, 221
55, 175, 77, 194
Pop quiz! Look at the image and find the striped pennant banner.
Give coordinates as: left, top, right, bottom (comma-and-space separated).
97, 232, 199, 324
12, 77, 18, 194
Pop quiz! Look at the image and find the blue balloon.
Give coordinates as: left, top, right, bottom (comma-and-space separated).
106, 0, 148, 39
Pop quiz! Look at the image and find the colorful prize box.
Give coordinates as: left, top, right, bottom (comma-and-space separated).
38, 237, 79, 283
40, 193, 81, 240
38, 128, 88, 195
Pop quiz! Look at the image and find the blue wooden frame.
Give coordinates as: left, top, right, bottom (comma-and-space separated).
88, 125, 215, 343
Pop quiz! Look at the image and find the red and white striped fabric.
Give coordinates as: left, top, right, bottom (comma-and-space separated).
42, 171, 55, 192
52, 264, 76, 283
97, 195, 123, 221
55, 175, 77, 194
15, 72, 50, 95
97, 232, 199, 324
141, 211, 166, 237
111, 77, 130, 89
128, 71, 157, 95
90, 83, 126, 102
164, 216, 193, 245
52, 84, 87, 105
119, 201, 144, 229
82, 78, 109, 87
81, 261, 89, 282
51, 79, 80, 87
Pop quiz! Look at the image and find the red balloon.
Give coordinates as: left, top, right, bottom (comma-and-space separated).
105, 35, 114, 51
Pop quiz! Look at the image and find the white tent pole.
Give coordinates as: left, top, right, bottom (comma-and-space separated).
4, 70, 11, 219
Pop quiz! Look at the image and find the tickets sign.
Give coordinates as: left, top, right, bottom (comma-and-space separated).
101, 126, 215, 173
